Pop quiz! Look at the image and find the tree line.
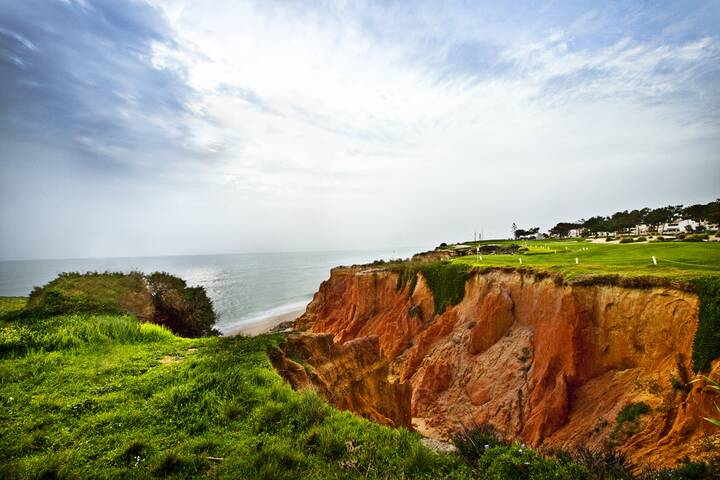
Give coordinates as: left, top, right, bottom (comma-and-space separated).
545, 199, 720, 237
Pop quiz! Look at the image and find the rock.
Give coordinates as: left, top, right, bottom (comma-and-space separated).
295, 266, 717, 468
421, 437, 458, 454
270, 332, 412, 428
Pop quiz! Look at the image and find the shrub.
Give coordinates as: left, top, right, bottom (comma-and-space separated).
691, 277, 720, 372
605, 237, 616, 242
146, 272, 219, 338
619, 237, 634, 243
22, 272, 218, 338
682, 235, 705, 242
546, 447, 633, 480
453, 422, 507, 465
640, 460, 720, 480
616, 402, 650, 425
636, 236, 647, 242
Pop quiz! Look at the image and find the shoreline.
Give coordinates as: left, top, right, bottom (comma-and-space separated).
222, 308, 305, 337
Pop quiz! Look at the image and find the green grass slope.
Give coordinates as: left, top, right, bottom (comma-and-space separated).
451, 239, 720, 281
0, 297, 473, 479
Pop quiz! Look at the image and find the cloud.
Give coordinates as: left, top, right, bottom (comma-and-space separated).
0, 0, 718, 260
0, 0, 197, 173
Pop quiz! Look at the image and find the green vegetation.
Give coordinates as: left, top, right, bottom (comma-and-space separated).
147, 272, 218, 338
691, 277, 720, 372
389, 261, 471, 314
616, 402, 651, 426
451, 239, 720, 281
0, 296, 471, 479
549, 198, 719, 237
0, 297, 26, 316
26, 271, 148, 317
23, 272, 218, 338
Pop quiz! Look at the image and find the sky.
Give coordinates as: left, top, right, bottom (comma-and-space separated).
1, 0, 719, 260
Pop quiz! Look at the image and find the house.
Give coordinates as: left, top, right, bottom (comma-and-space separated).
634, 224, 652, 235
660, 219, 699, 234
567, 228, 586, 238
700, 220, 719, 231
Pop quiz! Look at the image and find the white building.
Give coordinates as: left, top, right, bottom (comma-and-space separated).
634, 224, 652, 235
660, 219, 699, 234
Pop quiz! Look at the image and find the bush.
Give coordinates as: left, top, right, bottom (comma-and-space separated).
636, 236, 647, 242
24, 272, 219, 338
141, 272, 218, 338
619, 237, 634, 244
691, 277, 720, 372
605, 237, 616, 242
640, 460, 720, 480
546, 447, 633, 480
682, 234, 706, 242
453, 422, 507, 465
616, 402, 650, 425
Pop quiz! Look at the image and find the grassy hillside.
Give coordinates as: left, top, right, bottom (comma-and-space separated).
0, 297, 473, 479
451, 239, 720, 280
2, 272, 718, 479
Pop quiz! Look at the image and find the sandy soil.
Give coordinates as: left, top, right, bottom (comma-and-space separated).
223, 309, 304, 337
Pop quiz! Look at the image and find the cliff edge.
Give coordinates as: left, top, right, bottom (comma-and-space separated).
291, 265, 720, 469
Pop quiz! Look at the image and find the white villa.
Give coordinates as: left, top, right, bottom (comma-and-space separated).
659, 219, 699, 234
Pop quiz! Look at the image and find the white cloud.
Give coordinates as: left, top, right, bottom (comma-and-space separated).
2, 0, 718, 259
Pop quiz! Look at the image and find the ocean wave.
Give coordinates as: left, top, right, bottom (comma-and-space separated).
218, 299, 311, 334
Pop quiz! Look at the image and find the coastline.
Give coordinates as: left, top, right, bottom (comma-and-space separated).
222, 308, 305, 336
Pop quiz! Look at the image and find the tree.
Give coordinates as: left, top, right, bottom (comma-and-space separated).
583, 216, 611, 235
644, 206, 677, 231
549, 222, 580, 237
514, 227, 540, 239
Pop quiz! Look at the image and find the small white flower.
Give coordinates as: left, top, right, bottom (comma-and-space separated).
484, 444, 490, 449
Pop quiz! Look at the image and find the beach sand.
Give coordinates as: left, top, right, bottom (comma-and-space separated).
223, 308, 305, 337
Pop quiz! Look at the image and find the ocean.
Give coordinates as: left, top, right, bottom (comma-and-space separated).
0, 248, 421, 334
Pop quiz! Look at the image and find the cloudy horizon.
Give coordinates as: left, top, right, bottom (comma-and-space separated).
1, 0, 719, 261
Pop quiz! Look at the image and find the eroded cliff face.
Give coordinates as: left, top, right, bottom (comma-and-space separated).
269, 332, 412, 428
293, 266, 720, 468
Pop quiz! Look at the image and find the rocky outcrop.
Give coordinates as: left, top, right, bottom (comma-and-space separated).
294, 266, 720, 468
269, 332, 412, 428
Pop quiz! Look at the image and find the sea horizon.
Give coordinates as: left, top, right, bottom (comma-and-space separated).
0, 247, 426, 334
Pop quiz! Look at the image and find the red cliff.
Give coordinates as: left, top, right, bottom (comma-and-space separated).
292, 266, 720, 469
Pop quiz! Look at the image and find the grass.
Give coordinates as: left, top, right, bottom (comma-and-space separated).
25, 271, 148, 317
0, 296, 475, 479
451, 239, 720, 281
690, 277, 720, 372
389, 262, 471, 314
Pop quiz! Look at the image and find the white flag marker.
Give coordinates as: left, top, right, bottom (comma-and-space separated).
519, 258, 523, 265
652, 256, 657, 265
575, 257, 579, 264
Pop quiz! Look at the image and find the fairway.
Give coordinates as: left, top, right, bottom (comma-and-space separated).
451, 240, 720, 280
